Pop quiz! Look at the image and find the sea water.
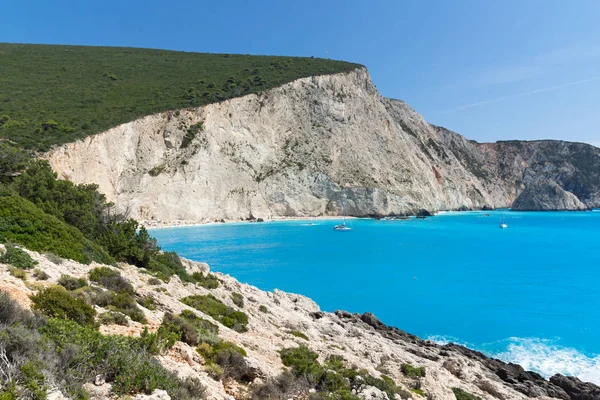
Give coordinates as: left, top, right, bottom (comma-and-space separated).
151, 211, 600, 383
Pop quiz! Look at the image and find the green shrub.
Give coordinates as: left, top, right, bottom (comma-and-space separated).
99, 311, 128, 326
197, 340, 252, 383
88, 267, 134, 294
231, 292, 244, 308
280, 346, 323, 384
180, 121, 204, 149
137, 295, 157, 310
0, 290, 33, 325
0, 244, 36, 269
259, 305, 268, 313
0, 192, 113, 265
31, 286, 96, 327
44, 252, 63, 264
148, 277, 162, 285
0, 291, 202, 399
452, 388, 482, 400
9, 267, 27, 280
204, 363, 224, 380
57, 274, 88, 291
138, 326, 180, 356
401, 363, 425, 378
181, 294, 248, 332
32, 268, 49, 280
278, 346, 400, 399
191, 272, 219, 289
109, 292, 147, 323
197, 340, 247, 363
290, 330, 309, 341
39, 319, 187, 397
159, 311, 219, 346
148, 164, 165, 177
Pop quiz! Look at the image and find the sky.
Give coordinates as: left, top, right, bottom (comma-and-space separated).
2, 0, 600, 147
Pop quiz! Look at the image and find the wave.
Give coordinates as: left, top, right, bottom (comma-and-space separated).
427, 336, 600, 385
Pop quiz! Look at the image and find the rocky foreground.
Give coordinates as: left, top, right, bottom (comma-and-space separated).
1, 245, 599, 400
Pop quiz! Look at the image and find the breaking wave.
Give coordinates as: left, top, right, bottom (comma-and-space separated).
427, 336, 600, 385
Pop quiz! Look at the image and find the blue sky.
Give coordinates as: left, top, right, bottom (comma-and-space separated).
2, 0, 599, 147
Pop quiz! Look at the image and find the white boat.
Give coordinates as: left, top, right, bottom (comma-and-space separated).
334, 201, 352, 231
334, 221, 352, 231
499, 213, 508, 229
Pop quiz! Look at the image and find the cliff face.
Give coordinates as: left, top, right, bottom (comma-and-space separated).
512, 180, 588, 211
46, 68, 600, 222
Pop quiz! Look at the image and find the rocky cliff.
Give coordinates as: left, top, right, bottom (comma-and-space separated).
2, 245, 599, 400
512, 180, 588, 211
45, 68, 600, 222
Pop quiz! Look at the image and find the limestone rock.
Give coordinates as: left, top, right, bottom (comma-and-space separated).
134, 389, 171, 400
511, 180, 588, 211
45, 69, 600, 224
357, 385, 390, 399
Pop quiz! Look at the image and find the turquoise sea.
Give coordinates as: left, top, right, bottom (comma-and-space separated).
151, 210, 600, 383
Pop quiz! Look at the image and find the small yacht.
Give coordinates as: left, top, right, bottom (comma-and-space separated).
499, 213, 508, 229
334, 201, 352, 231
333, 221, 352, 231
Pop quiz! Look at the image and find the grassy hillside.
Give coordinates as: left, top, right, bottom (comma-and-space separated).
0, 43, 362, 150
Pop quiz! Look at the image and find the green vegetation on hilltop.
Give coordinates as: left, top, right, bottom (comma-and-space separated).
0, 43, 362, 150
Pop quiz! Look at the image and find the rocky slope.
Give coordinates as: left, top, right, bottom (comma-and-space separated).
511, 180, 588, 211
45, 68, 600, 222
2, 244, 600, 400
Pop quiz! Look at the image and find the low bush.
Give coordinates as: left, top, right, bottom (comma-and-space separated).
279, 346, 402, 399
159, 311, 219, 346
137, 295, 157, 310
109, 292, 147, 323
72, 285, 108, 305
280, 346, 323, 385
0, 244, 36, 269
148, 277, 162, 285
44, 252, 63, 264
89, 266, 134, 294
181, 294, 248, 332
401, 363, 425, 378
259, 305, 268, 313
57, 274, 88, 291
99, 311, 128, 326
30, 286, 96, 327
452, 388, 482, 400
197, 341, 252, 382
251, 370, 310, 400
231, 292, 244, 308
40, 319, 201, 398
204, 363, 224, 380
32, 268, 49, 280
138, 326, 180, 355
0, 290, 33, 325
191, 272, 219, 289
290, 330, 309, 341
9, 267, 27, 280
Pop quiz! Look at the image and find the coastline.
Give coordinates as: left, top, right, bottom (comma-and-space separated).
142, 215, 360, 230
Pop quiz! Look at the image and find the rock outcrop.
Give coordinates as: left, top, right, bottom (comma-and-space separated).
511, 180, 588, 211
45, 68, 600, 222
2, 245, 599, 399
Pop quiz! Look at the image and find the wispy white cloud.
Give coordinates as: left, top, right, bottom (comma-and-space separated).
447, 44, 600, 89
440, 76, 600, 114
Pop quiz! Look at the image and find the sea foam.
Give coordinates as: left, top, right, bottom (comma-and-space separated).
428, 335, 600, 385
